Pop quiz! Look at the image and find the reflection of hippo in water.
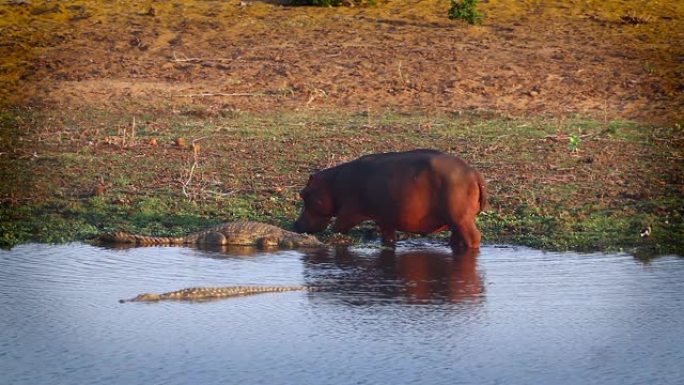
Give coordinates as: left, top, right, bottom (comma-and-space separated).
294, 150, 486, 249
119, 244, 483, 305
301, 245, 484, 305
398, 247, 483, 303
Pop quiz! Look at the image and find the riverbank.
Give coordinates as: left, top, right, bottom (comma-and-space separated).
1, 109, 681, 256
1, 0, 682, 256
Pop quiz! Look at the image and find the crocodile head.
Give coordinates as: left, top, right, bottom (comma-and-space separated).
288, 233, 324, 248
132, 293, 161, 302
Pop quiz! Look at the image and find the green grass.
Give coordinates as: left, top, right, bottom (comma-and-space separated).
1, 107, 682, 257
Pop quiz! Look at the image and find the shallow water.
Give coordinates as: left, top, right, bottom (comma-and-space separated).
1, 242, 682, 385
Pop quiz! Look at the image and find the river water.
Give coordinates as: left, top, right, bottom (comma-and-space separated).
1, 242, 682, 385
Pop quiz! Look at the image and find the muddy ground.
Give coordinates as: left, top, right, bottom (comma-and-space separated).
0, 0, 682, 254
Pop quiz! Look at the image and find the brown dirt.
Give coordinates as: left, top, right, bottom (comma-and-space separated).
1, 0, 683, 124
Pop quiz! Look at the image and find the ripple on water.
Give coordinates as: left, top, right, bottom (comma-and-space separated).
1, 242, 683, 385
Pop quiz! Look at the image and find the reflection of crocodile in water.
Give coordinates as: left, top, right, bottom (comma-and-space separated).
120, 286, 312, 303
101, 221, 323, 248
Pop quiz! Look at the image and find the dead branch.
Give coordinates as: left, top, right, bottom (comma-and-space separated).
181, 160, 198, 199
178, 92, 265, 98
171, 51, 237, 63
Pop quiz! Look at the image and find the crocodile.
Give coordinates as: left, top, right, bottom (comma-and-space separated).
119, 285, 311, 303
101, 221, 323, 248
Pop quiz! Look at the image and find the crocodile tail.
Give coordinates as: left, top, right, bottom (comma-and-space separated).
101, 232, 185, 245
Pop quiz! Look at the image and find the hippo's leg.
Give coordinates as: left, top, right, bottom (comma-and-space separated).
331, 211, 366, 234
379, 227, 397, 247
449, 220, 481, 249
449, 228, 465, 249
446, 185, 482, 249
198, 231, 228, 246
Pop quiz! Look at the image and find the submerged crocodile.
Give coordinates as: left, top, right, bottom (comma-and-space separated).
101, 221, 323, 248
119, 285, 311, 303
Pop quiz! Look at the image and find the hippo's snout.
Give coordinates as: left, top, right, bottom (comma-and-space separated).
293, 219, 305, 233
294, 212, 331, 234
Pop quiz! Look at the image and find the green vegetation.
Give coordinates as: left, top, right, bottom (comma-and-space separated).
568, 134, 581, 153
448, 0, 483, 24
0, 0, 682, 260
1, 108, 681, 257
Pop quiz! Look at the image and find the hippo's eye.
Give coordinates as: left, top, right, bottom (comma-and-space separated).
303, 191, 324, 209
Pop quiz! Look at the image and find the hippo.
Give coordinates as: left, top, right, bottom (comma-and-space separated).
294, 149, 486, 249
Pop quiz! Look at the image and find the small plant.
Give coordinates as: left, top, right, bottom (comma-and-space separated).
448, 0, 483, 24
568, 134, 581, 153
643, 62, 656, 75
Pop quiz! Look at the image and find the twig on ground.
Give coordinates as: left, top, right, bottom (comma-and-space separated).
181, 162, 197, 199
305, 88, 326, 108
203, 190, 237, 198
172, 51, 237, 63
178, 92, 265, 97
181, 137, 210, 200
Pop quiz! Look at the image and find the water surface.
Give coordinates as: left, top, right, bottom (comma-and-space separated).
1, 242, 682, 385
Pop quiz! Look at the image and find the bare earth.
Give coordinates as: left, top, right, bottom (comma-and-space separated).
1, 0, 683, 123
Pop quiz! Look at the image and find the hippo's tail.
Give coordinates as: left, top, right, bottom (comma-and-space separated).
476, 171, 487, 213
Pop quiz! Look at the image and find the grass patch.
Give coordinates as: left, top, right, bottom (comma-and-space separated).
1, 108, 682, 257
448, 0, 484, 24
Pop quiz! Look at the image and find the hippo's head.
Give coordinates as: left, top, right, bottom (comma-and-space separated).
294, 173, 335, 234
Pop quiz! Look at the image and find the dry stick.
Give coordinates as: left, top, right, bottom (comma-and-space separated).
171, 51, 247, 63
306, 89, 326, 108
172, 57, 235, 63
178, 92, 265, 98
204, 190, 236, 198
172, 51, 215, 63
181, 137, 209, 199
131, 116, 136, 143
181, 161, 198, 199
398, 60, 407, 86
